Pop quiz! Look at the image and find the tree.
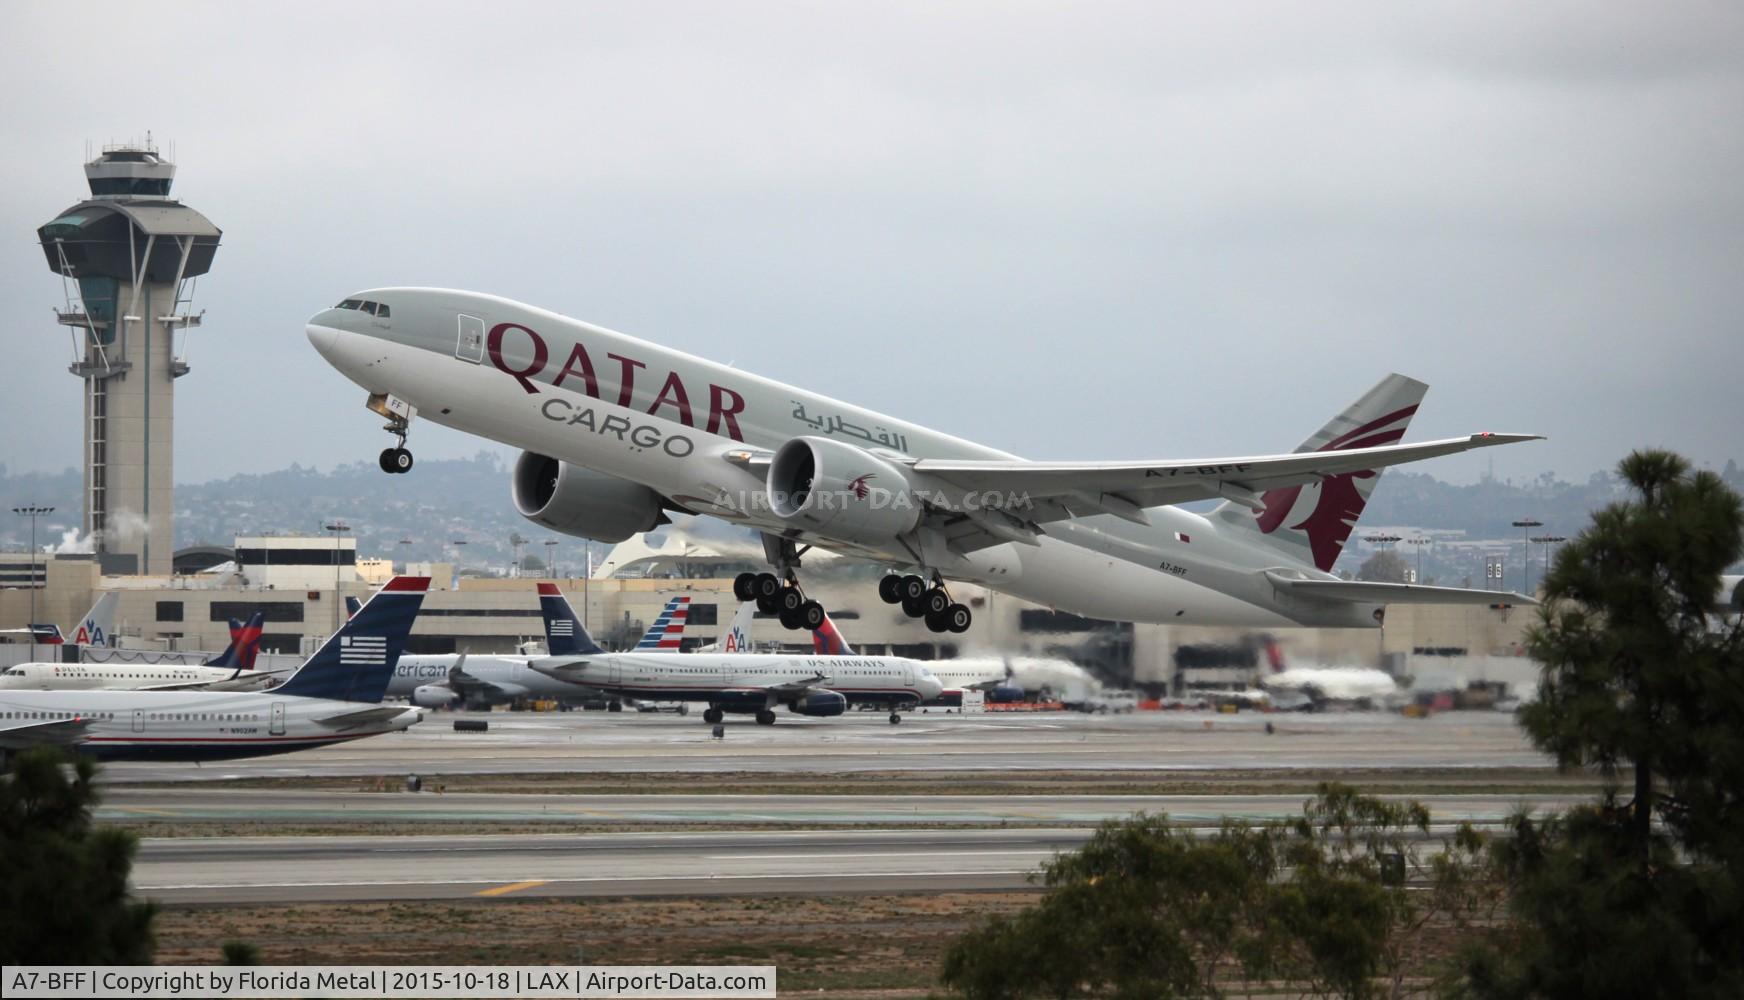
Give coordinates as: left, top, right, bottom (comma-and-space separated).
1462, 450, 1744, 997
1358, 551, 1409, 583
0, 748, 157, 963
937, 786, 1493, 999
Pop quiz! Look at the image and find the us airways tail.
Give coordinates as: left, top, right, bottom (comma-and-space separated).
537, 583, 606, 656
1212, 374, 1426, 573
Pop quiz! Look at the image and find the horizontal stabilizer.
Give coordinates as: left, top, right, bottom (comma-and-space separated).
1265, 571, 1537, 607
315, 706, 413, 730
0, 716, 92, 750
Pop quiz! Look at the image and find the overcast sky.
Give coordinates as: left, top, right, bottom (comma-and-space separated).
1, 2, 1739, 488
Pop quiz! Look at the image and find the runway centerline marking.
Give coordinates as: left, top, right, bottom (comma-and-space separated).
474, 879, 549, 897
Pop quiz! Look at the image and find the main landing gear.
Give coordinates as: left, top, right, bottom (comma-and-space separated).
879, 573, 971, 634
735, 571, 827, 632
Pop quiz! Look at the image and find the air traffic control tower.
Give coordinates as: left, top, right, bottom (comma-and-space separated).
37, 140, 221, 575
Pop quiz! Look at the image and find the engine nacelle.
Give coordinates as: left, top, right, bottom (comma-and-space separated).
767, 436, 921, 546
411, 684, 461, 709
512, 452, 666, 543
790, 689, 848, 717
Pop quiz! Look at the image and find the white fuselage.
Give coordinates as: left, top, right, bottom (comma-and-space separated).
0, 662, 255, 691
386, 654, 581, 702
308, 289, 1380, 628
535, 651, 941, 708
0, 689, 423, 760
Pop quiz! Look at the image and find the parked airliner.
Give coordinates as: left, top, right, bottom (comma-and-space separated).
0, 579, 429, 762
386, 591, 693, 708
307, 289, 1541, 634
528, 588, 942, 724
0, 613, 266, 692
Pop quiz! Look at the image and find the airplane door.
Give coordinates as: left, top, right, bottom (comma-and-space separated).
903, 664, 915, 687
456, 314, 486, 364
270, 702, 286, 736
131, 709, 144, 733
608, 656, 622, 688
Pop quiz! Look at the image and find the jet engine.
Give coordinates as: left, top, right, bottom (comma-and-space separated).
767, 436, 921, 546
790, 689, 848, 717
411, 684, 461, 709
512, 452, 668, 543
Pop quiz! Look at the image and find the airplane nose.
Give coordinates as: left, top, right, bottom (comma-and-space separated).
306, 322, 341, 359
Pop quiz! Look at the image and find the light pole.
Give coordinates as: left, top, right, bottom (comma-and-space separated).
1406, 536, 1431, 585
509, 532, 527, 579
1511, 519, 1543, 594
543, 539, 558, 579
398, 537, 413, 572
1363, 533, 1402, 581
1532, 535, 1566, 587
325, 520, 349, 635
12, 505, 54, 662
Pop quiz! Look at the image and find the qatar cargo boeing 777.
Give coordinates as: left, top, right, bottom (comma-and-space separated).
308, 289, 1541, 633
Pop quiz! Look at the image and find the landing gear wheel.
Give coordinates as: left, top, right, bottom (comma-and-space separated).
379, 447, 413, 474
888, 712, 902, 725
778, 587, 805, 614
779, 606, 805, 630
607, 700, 623, 713
946, 603, 972, 634
898, 575, 928, 603
924, 610, 951, 634
755, 709, 776, 726
733, 573, 758, 601
800, 600, 826, 631
923, 587, 951, 617
703, 707, 723, 724
901, 594, 927, 619
677, 704, 689, 716
753, 573, 782, 601
878, 575, 904, 604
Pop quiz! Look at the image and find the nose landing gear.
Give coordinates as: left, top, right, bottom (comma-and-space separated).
367, 393, 416, 475
880, 572, 972, 634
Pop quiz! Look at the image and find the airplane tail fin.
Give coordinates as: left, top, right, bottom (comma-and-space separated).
633, 596, 692, 651
537, 583, 605, 656
812, 611, 857, 656
209, 612, 267, 670
345, 596, 363, 620
721, 601, 756, 653
24, 625, 64, 645
71, 592, 119, 647
1212, 373, 1427, 572
274, 577, 429, 703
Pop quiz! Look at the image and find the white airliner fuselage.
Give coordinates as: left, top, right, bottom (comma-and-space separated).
308, 289, 1539, 629
0, 662, 257, 692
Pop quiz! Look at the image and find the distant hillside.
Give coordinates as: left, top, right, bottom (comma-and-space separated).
3, 456, 1740, 577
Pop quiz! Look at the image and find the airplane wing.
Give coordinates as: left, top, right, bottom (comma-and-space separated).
904, 432, 1540, 553
442, 655, 507, 696
1263, 571, 1538, 606
526, 659, 596, 686
762, 674, 828, 696
133, 670, 276, 693
313, 706, 412, 731
0, 716, 93, 750
913, 434, 1541, 524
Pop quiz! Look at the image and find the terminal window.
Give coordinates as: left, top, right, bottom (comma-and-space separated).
210, 601, 305, 623
156, 600, 184, 622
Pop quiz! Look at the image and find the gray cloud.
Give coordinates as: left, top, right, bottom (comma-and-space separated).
1, 1, 1739, 489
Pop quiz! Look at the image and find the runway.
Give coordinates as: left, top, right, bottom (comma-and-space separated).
101, 787, 1586, 828
99, 709, 1548, 783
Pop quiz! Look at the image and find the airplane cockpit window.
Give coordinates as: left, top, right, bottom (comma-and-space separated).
338, 299, 364, 310
375, 303, 390, 318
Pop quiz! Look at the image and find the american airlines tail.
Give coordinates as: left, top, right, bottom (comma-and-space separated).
1212, 374, 1427, 573
71, 592, 120, 648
